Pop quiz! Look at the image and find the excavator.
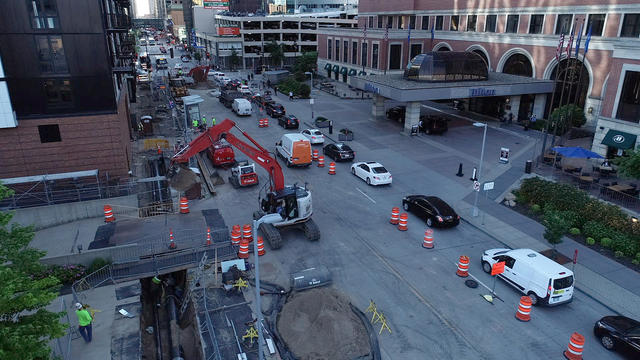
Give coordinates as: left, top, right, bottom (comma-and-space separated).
169, 119, 320, 249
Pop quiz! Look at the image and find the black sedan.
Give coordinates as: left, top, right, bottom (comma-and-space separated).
323, 143, 354, 162
278, 115, 299, 129
266, 103, 286, 117
386, 106, 406, 123
594, 316, 640, 355
402, 195, 460, 228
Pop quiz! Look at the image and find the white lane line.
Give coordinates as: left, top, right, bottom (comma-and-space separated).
356, 187, 377, 204
452, 262, 494, 292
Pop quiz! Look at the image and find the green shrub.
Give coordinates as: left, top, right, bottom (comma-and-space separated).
582, 221, 611, 241
633, 259, 640, 265
600, 238, 612, 248
615, 250, 624, 258
50, 264, 87, 285
531, 204, 541, 213
636, 252, 640, 260
543, 209, 570, 246
87, 257, 111, 274
610, 233, 640, 257
569, 227, 581, 235
586, 237, 596, 245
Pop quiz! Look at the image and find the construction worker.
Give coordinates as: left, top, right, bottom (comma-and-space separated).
211, 117, 216, 127
201, 115, 207, 126
75, 303, 93, 343
192, 117, 199, 128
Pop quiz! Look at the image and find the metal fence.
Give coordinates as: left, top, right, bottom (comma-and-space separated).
71, 265, 115, 304
51, 297, 74, 360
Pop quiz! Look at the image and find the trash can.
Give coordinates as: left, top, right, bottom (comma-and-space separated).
525, 160, 532, 174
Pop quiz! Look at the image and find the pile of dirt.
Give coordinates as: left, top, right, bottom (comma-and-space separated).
169, 166, 199, 192
277, 287, 370, 360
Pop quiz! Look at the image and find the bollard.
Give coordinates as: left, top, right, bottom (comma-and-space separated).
456, 163, 464, 177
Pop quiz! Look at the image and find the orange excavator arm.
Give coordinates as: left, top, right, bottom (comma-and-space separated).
171, 119, 284, 191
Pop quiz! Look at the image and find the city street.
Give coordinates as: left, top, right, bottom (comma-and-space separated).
181, 78, 625, 359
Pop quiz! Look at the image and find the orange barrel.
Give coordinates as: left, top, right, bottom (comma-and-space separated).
515, 296, 532, 322
456, 255, 470, 277
390, 207, 400, 225
104, 205, 115, 223
238, 239, 250, 259
563, 332, 585, 360
263, 118, 269, 127
258, 118, 264, 127
242, 224, 252, 242
206, 227, 212, 245
231, 225, 241, 245
312, 149, 319, 161
257, 236, 266, 256
168, 229, 176, 249
422, 229, 434, 249
318, 156, 325, 167
179, 197, 189, 214
398, 213, 408, 231
328, 162, 336, 175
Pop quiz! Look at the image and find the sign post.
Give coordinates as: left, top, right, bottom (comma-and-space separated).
490, 261, 505, 296
482, 181, 494, 225
572, 249, 578, 272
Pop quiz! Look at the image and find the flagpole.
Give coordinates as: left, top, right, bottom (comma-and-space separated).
540, 35, 565, 160
560, 19, 583, 145
553, 20, 577, 146
570, 24, 591, 126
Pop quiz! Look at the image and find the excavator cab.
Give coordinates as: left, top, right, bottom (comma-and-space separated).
261, 189, 298, 220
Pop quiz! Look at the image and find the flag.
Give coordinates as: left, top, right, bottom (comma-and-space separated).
384, 25, 389, 41
574, 22, 583, 57
565, 26, 574, 57
555, 34, 565, 61
430, 24, 435, 41
584, 24, 593, 54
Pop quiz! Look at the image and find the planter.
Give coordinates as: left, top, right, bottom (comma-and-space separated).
338, 129, 354, 141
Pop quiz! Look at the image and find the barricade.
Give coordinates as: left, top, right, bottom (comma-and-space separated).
257, 236, 266, 256
515, 296, 532, 321
456, 255, 469, 277
318, 156, 325, 167
238, 239, 250, 259
563, 332, 585, 360
179, 197, 189, 214
104, 205, 115, 223
206, 227, 212, 245
328, 162, 336, 175
398, 213, 408, 231
231, 225, 241, 245
389, 207, 400, 225
312, 149, 319, 161
168, 229, 176, 249
422, 229, 434, 249
242, 224, 252, 242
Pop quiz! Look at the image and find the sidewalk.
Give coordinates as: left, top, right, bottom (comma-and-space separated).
457, 188, 640, 320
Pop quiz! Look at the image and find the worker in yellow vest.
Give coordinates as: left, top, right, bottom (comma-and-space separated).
192, 118, 199, 128
75, 303, 93, 343
211, 117, 216, 127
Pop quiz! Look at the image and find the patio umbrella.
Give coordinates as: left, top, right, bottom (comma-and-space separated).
551, 146, 603, 159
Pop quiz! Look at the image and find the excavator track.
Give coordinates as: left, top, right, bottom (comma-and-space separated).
302, 219, 320, 242
259, 222, 282, 250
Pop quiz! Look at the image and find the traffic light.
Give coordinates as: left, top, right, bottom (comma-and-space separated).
170, 48, 174, 58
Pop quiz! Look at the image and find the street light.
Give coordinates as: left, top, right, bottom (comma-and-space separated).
252, 213, 282, 360
305, 71, 314, 120
472, 122, 488, 217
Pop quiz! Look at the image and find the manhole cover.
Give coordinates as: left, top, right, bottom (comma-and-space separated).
465, 279, 478, 288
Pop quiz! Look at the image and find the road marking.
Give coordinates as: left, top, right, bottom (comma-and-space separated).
356, 187, 376, 204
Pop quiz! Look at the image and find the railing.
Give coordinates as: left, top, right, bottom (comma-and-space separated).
106, 14, 131, 30
71, 265, 114, 304
51, 297, 74, 360
110, 199, 177, 219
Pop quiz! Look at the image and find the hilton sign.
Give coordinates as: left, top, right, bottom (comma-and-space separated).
469, 88, 497, 97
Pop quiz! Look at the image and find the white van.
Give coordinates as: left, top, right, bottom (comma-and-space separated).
232, 98, 252, 116
276, 134, 312, 167
481, 248, 574, 306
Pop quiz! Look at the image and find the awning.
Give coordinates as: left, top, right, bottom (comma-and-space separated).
340, 67, 348, 75
348, 69, 357, 76
601, 129, 637, 149
324, 63, 331, 70
358, 71, 367, 75
332, 65, 340, 73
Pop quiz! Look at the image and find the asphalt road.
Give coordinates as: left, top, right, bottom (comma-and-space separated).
174, 71, 625, 359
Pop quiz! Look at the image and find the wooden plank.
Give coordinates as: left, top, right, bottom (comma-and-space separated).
195, 152, 216, 195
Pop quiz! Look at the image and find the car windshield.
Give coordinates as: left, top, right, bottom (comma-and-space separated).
312, 130, 322, 135
289, 117, 297, 121
372, 167, 388, 174
336, 144, 351, 151
553, 275, 574, 289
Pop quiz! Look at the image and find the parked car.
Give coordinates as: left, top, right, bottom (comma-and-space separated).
594, 315, 640, 354
323, 143, 354, 162
275, 134, 312, 167
301, 129, 324, 144
351, 162, 392, 186
386, 106, 406, 123
420, 115, 449, 135
314, 116, 331, 128
208, 89, 221, 97
232, 98, 252, 116
266, 103, 286, 117
402, 195, 460, 228
278, 115, 299, 129
159, 46, 167, 54
481, 248, 574, 306
238, 85, 252, 95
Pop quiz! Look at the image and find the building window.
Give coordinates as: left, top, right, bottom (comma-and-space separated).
505, 15, 519, 33
327, 39, 332, 59
435, 16, 444, 31
529, 15, 544, 34
450, 16, 459, 31
377, 16, 383, 29
556, 14, 573, 34
586, 14, 606, 36
343, 40, 348, 63
620, 14, 640, 37
616, 71, 640, 121
362, 42, 368, 68
409, 16, 416, 30
387, 16, 393, 29
398, 16, 404, 29
36, 35, 67, 74
467, 15, 477, 31
389, 44, 402, 69
368, 16, 374, 28
422, 16, 429, 30
352, 41, 357, 65
43, 79, 72, 108
410, 43, 422, 60
335, 40, 340, 62
485, 15, 497, 32
38, 124, 61, 143
27, 0, 59, 29
372, 43, 379, 69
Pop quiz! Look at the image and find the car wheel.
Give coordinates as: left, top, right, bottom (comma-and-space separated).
351, 167, 355, 175
366, 178, 371, 185
286, 159, 292, 168
600, 335, 615, 350
482, 261, 492, 274
403, 202, 409, 211
426, 217, 433, 227
528, 292, 539, 306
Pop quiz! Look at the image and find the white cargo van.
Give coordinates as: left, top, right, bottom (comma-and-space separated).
481, 248, 574, 306
232, 98, 252, 116
276, 134, 312, 167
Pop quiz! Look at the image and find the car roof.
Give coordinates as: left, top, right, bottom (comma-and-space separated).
364, 161, 382, 166
282, 133, 308, 141
506, 249, 574, 277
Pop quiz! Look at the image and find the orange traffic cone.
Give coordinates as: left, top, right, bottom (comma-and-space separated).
104, 205, 115, 223
206, 227, 212, 245
312, 149, 319, 161
456, 255, 469, 277
231, 225, 241, 245
242, 224, 252, 242
179, 197, 189, 214
318, 156, 325, 167
169, 229, 176, 249
390, 207, 400, 225
422, 229, 434, 249
238, 238, 250, 259
257, 236, 266, 256
328, 162, 336, 175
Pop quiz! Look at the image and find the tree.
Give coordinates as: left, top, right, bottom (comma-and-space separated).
264, 41, 284, 68
193, 51, 202, 64
230, 48, 241, 71
615, 150, 640, 179
292, 51, 318, 74
0, 184, 66, 359
550, 104, 586, 134
543, 208, 569, 253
